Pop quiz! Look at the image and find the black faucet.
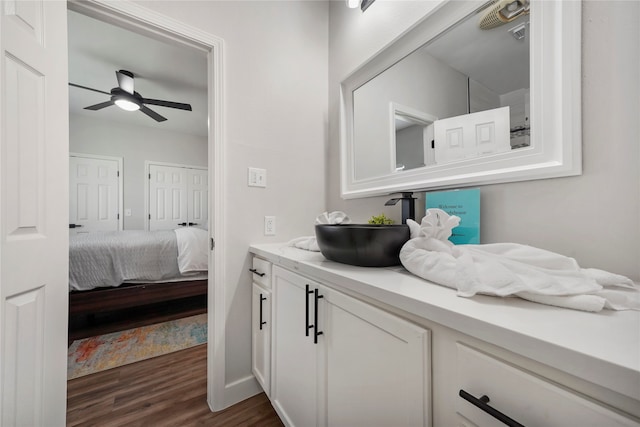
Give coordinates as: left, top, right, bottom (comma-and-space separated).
385, 192, 416, 224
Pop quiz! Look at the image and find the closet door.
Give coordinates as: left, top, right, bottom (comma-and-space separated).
187, 168, 208, 228
149, 164, 188, 230
69, 155, 120, 232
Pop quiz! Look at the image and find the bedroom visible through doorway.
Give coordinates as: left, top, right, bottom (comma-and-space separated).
65, 0, 225, 411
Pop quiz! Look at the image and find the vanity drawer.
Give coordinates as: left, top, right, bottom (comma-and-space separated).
455, 343, 640, 427
251, 257, 272, 289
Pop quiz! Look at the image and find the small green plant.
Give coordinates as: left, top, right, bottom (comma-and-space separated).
368, 214, 394, 225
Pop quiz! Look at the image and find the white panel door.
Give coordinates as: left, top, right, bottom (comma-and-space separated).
69, 155, 120, 232
187, 168, 208, 228
434, 106, 511, 164
149, 164, 188, 230
0, 1, 68, 426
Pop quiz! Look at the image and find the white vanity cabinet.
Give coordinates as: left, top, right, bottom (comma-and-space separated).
270, 265, 431, 427
250, 244, 640, 427
251, 257, 272, 396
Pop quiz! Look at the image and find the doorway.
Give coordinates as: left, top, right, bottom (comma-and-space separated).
66, 0, 226, 411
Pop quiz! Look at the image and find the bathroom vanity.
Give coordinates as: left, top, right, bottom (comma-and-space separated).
250, 244, 640, 427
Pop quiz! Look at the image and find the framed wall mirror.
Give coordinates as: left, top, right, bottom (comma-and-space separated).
340, 0, 582, 198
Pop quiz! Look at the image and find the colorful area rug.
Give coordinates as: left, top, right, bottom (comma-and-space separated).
67, 313, 207, 380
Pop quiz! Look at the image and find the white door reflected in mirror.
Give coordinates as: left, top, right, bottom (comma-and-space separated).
433, 106, 510, 164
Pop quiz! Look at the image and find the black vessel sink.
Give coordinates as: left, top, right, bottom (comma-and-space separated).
315, 224, 410, 267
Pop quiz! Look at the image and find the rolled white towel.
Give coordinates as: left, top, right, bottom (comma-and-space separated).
287, 236, 320, 252
315, 211, 351, 225
287, 212, 351, 252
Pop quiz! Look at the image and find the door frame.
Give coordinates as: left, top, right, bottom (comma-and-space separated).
67, 0, 227, 411
144, 160, 207, 231
70, 152, 124, 231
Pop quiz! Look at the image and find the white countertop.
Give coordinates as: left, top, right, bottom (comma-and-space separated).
250, 243, 640, 402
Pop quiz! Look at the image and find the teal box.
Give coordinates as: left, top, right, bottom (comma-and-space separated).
425, 189, 480, 244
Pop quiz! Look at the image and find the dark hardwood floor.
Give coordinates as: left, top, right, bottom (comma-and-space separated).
67, 344, 283, 426
68, 295, 207, 343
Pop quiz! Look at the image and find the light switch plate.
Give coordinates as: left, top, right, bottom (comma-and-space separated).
248, 167, 267, 187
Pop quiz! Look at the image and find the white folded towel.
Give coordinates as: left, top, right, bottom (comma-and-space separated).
315, 211, 351, 225
287, 236, 320, 252
400, 209, 639, 312
287, 211, 352, 252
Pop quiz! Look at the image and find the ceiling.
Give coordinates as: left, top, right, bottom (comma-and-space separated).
424, 10, 529, 95
67, 10, 208, 137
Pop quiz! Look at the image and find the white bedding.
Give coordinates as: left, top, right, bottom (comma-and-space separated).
69, 229, 208, 292
174, 227, 209, 274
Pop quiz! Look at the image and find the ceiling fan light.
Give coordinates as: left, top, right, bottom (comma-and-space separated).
115, 98, 140, 111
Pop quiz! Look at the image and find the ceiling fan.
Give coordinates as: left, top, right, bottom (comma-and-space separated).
69, 70, 192, 122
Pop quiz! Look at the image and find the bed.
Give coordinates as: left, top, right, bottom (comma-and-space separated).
68, 228, 209, 317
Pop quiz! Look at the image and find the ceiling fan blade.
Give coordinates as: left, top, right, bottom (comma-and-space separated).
69, 83, 111, 96
142, 98, 192, 111
140, 105, 167, 122
116, 70, 135, 95
85, 100, 115, 111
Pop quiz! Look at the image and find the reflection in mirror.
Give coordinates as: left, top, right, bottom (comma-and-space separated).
392, 104, 437, 172
353, 0, 530, 180
341, 0, 581, 198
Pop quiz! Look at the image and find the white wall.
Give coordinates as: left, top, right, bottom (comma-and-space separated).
329, 1, 639, 281
69, 113, 207, 230
132, 0, 328, 398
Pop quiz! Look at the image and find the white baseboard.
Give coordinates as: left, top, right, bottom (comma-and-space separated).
223, 374, 263, 408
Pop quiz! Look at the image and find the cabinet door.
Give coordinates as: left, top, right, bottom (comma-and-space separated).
322, 286, 431, 427
271, 266, 320, 427
456, 344, 640, 427
252, 283, 271, 396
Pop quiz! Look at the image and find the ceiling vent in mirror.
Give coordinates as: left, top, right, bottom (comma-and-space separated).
509, 22, 527, 41
479, 0, 530, 30
346, 0, 375, 12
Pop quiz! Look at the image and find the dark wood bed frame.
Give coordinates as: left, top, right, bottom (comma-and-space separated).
68, 279, 208, 316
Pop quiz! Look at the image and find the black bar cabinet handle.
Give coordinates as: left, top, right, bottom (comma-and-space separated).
178, 222, 187, 226
305, 284, 313, 337
259, 294, 267, 330
313, 288, 324, 344
188, 222, 198, 226
459, 390, 525, 427
249, 268, 266, 277
69, 224, 83, 229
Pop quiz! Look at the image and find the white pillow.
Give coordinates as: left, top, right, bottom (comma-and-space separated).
174, 227, 208, 273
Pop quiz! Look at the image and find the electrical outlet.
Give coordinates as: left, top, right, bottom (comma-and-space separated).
248, 167, 267, 188
264, 216, 276, 236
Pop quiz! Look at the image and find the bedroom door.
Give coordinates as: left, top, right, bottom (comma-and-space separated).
188, 168, 208, 228
0, 1, 69, 425
69, 154, 122, 233
148, 163, 207, 231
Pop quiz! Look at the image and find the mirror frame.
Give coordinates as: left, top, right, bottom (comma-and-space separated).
340, 0, 582, 199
